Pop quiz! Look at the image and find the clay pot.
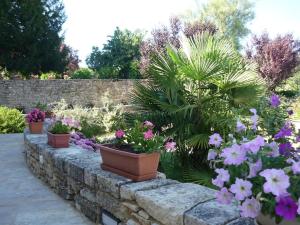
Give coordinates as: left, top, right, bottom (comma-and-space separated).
100, 145, 160, 181
28, 121, 43, 134
47, 132, 70, 148
257, 214, 299, 225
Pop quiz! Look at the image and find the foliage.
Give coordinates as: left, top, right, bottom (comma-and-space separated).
247, 33, 300, 90
48, 117, 80, 134
114, 120, 175, 154
26, 108, 45, 123
86, 27, 143, 79
140, 17, 217, 74
0, 0, 68, 77
131, 33, 264, 164
52, 96, 123, 138
70, 68, 95, 79
0, 106, 25, 133
280, 71, 300, 95
199, 0, 255, 49
0, 66, 10, 80
208, 98, 300, 222
40, 72, 59, 80
61, 44, 80, 74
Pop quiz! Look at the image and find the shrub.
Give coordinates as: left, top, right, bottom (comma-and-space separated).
70, 68, 95, 79
0, 106, 25, 133
40, 72, 59, 80
48, 117, 80, 134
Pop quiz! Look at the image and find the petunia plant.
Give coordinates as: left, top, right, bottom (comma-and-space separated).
208, 94, 300, 224
114, 120, 176, 154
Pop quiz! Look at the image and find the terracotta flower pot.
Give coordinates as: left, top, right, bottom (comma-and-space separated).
257, 214, 299, 225
100, 145, 160, 181
47, 132, 70, 148
28, 121, 43, 134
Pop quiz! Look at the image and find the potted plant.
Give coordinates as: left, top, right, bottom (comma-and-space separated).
48, 117, 80, 148
100, 121, 176, 181
208, 95, 300, 225
26, 108, 45, 134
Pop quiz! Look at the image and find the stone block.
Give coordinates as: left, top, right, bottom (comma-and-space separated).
122, 201, 141, 212
184, 199, 240, 225
135, 183, 215, 225
120, 178, 178, 200
225, 217, 256, 225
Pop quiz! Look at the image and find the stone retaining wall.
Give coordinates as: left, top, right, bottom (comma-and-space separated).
24, 129, 254, 225
0, 79, 137, 111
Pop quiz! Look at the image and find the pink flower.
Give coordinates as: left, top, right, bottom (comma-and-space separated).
212, 169, 230, 188
239, 197, 261, 218
220, 144, 247, 165
143, 129, 154, 140
207, 150, 217, 160
115, 129, 125, 138
216, 187, 233, 205
259, 169, 290, 196
143, 120, 154, 129
248, 159, 262, 178
165, 141, 176, 152
230, 178, 252, 201
209, 133, 223, 147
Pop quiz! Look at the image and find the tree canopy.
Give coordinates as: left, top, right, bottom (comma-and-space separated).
0, 0, 68, 77
86, 27, 143, 79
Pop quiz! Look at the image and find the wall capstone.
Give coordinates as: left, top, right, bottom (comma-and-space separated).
24, 128, 255, 225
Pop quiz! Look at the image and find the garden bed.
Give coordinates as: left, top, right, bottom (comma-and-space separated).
23, 127, 253, 225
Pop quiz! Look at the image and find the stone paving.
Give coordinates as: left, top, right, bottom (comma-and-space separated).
0, 134, 94, 225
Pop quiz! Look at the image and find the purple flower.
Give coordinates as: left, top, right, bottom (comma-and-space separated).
270, 94, 281, 108
248, 159, 262, 178
207, 150, 217, 160
239, 197, 261, 218
296, 136, 300, 143
279, 142, 294, 156
298, 199, 300, 215
287, 109, 294, 116
260, 169, 290, 196
266, 141, 280, 157
275, 196, 298, 220
274, 124, 292, 139
209, 133, 223, 147
115, 129, 125, 138
221, 144, 247, 165
242, 136, 265, 154
236, 120, 246, 133
212, 168, 230, 188
291, 161, 300, 175
216, 187, 233, 205
230, 178, 252, 201
165, 141, 176, 152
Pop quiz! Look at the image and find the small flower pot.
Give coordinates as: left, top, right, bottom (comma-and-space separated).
28, 121, 43, 134
100, 145, 160, 181
47, 132, 70, 148
257, 214, 299, 225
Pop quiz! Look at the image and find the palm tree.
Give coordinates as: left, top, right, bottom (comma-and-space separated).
131, 33, 264, 163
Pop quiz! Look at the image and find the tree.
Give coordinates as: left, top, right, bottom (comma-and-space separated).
139, 17, 217, 74
61, 44, 80, 75
0, 0, 67, 77
182, 0, 255, 49
247, 33, 300, 90
132, 33, 263, 163
86, 27, 143, 79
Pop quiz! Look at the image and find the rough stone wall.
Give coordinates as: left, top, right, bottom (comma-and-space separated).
24, 129, 254, 225
0, 80, 137, 111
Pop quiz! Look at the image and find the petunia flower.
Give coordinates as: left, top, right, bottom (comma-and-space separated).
230, 178, 252, 201
115, 129, 125, 138
248, 159, 262, 178
291, 161, 300, 175
209, 133, 223, 147
279, 142, 294, 156
216, 187, 233, 205
207, 149, 217, 160
212, 168, 230, 188
275, 196, 298, 220
236, 120, 246, 133
143, 129, 154, 140
221, 144, 247, 165
259, 169, 290, 196
164, 141, 176, 152
270, 94, 281, 108
242, 135, 265, 154
239, 197, 261, 218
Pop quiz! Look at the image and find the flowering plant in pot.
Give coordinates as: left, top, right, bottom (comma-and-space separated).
100, 120, 176, 181
26, 108, 45, 134
48, 117, 80, 148
208, 94, 300, 225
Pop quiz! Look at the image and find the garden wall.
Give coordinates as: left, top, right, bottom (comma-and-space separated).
0, 79, 137, 111
24, 128, 254, 225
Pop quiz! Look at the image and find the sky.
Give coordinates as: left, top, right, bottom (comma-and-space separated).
62, 0, 300, 66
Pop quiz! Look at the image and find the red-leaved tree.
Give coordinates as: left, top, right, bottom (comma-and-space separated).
247, 33, 300, 90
